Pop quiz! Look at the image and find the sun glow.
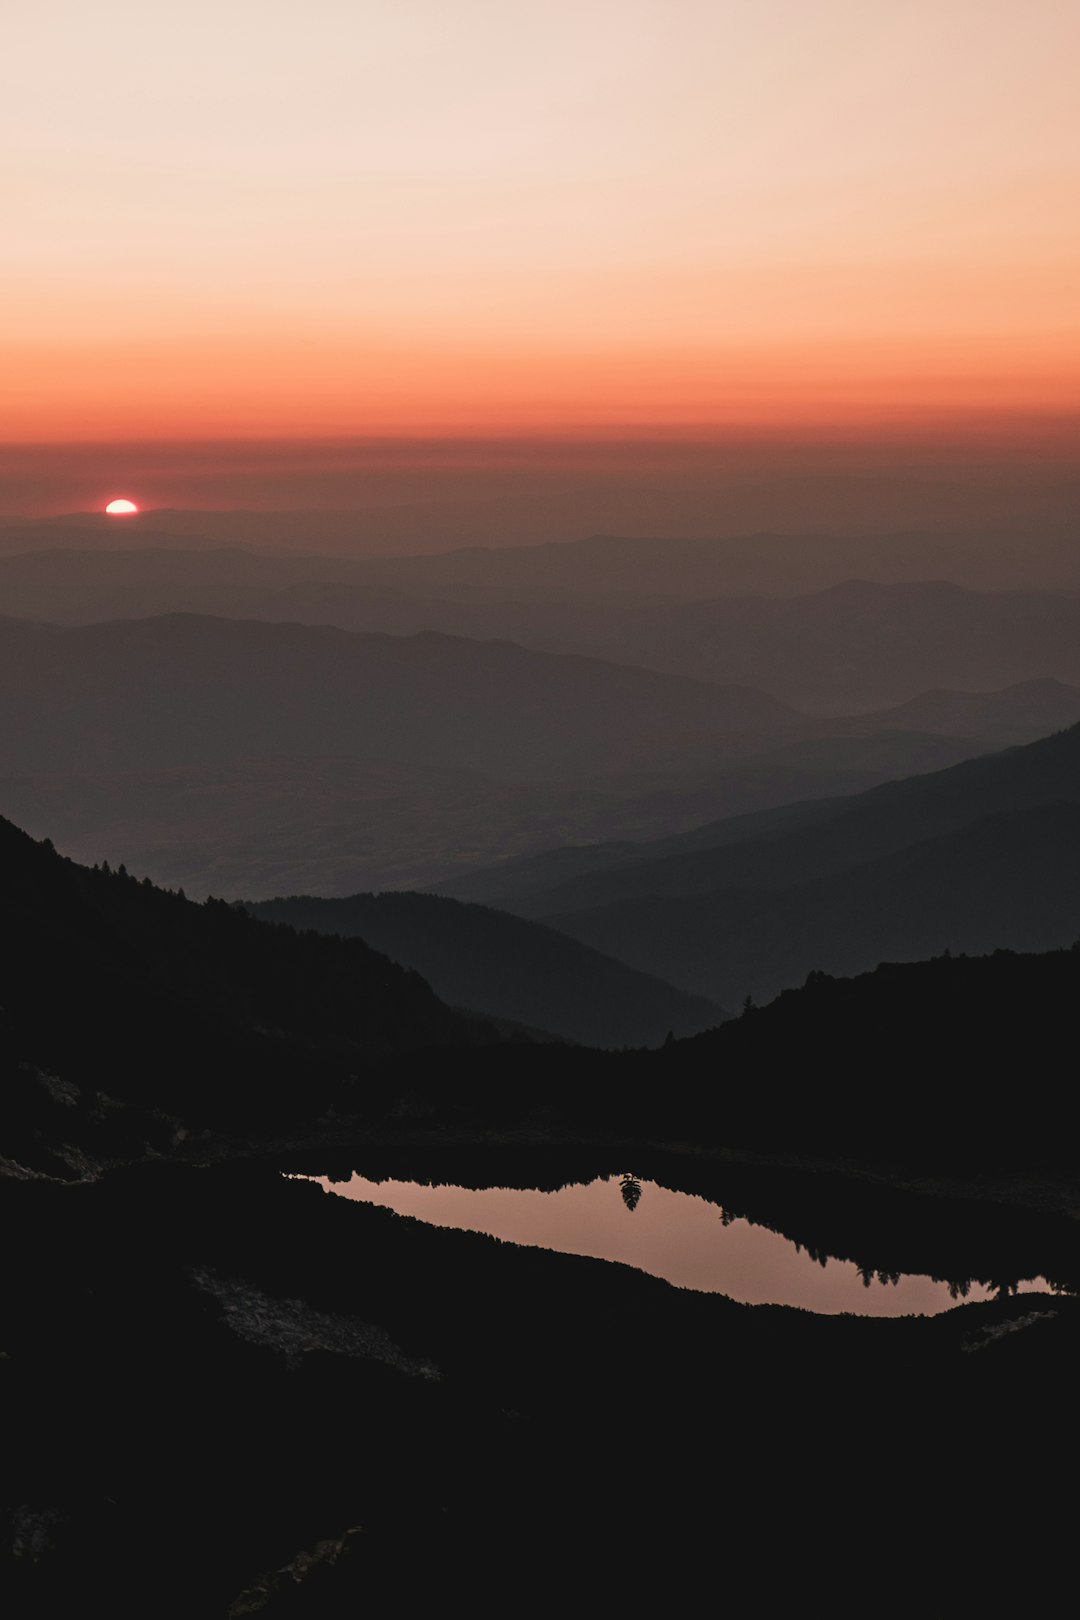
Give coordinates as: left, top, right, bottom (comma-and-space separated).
105, 498, 138, 514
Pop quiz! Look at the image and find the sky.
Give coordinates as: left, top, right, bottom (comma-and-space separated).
3, 1, 1078, 464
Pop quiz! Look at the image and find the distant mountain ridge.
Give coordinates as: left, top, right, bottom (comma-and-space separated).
0, 610, 830, 898
7, 545, 1080, 710
8, 511, 1080, 589
6, 605, 1080, 898
0, 612, 797, 780
845, 678, 1080, 744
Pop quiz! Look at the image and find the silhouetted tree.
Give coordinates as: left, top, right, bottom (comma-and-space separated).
620, 1173, 642, 1213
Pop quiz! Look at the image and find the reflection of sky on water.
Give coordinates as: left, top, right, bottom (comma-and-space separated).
315, 1175, 1050, 1317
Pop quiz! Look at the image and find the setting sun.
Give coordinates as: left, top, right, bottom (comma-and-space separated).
105, 498, 138, 514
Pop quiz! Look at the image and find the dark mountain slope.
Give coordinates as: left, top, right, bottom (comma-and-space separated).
315, 940, 1080, 1178
654, 944, 1080, 1161
246, 891, 724, 1048
0, 818, 499, 1169
546, 801, 1080, 1002
435, 794, 851, 908
480, 720, 1080, 919
417, 941, 1080, 1173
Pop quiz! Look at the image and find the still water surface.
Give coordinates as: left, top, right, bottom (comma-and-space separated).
316, 1173, 1051, 1316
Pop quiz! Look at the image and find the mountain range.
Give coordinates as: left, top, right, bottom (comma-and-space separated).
6, 796, 1078, 1175
5, 511, 1080, 588
9, 545, 1080, 711
449, 718, 1080, 905
0, 612, 795, 779
7, 609, 1064, 897
440, 721, 1080, 1004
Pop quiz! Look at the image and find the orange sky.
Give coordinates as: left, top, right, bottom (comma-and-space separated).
4, 1, 1079, 440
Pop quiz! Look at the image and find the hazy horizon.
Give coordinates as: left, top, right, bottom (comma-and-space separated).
4, 423, 1078, 552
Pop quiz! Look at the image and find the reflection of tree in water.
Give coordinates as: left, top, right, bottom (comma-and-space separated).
858, 1265, 902, 1289
863, 1270, 1031, 1297
620, 1174, 642, 1213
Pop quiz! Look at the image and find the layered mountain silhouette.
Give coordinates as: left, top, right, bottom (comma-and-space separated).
441, 722, 1080, 1003
7, 743, 986, 901
838, 678, 1080, 745
9, 545, 1080, 711
246, 890, 723, 1047
0, 817, 505, 1171
600, 580, 1080, 709
451, 720, 1080, 912
546, 801, 1080, 1003
7, 798, 1078, 1174
358, 526, 1080, 597
3, 610, 1032, 897
0, 613, 796, 778
5, 473, 1079, 567
345, 573, 1080, 713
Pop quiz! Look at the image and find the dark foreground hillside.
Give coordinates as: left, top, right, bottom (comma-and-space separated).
4, 1164, 1075, 1617
0, 817, 502, 1173
7, 810, 1078, 1175
3, 818, 1078, 1614
333, 943, 1080, 1181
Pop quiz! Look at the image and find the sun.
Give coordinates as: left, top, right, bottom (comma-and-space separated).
105, 498, 139, 515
